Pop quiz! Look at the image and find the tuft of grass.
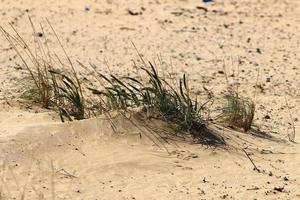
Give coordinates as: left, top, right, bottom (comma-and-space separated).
1, 18, 85, 121
50, 70, 85, 121
18, 74, 50, 104
140, 63, 206, 135
1, 19, 53, 108
88, 62, 223, 144
220, 90, 255, 132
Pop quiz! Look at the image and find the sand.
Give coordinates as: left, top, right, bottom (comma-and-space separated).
0, 0, 299, 199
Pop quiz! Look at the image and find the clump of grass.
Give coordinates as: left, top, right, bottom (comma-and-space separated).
218, 57, 256, 132
50, 70, 85, 121
88, 62, 223, 144
1, 19, 53, 108
18, 74, 51, 104
90, 73, 141, 111
220, 90, 255, 132
1, 18, 85, 121
141, 63, 206, 135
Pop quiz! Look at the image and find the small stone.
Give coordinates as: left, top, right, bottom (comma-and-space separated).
274, 187, 284, 192
37, 32, 43, 37
269, 171, 273, 176
84, 5, 90, 12
256, 48, 262, 54
128, 8, 142, 16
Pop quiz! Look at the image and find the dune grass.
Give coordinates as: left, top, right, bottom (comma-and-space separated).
220, 90, 255, 132
218, 58, 256, 132
0, 18, 85, 121
49, 70, 85, 121
1, 19, 260, 144
87, 62, 224, 144
0, 19, 53, 108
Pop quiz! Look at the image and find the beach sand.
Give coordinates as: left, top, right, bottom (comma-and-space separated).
0, 0, 299, 199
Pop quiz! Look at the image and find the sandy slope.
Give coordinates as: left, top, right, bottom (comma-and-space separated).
0, 110, 299, 199
0, 0, 300, 199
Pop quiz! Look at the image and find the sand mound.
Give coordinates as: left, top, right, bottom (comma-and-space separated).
0, 109, 299, 199
0, 0, 299, 199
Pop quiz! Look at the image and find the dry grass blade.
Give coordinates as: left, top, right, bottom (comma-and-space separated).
284, 96, 296, 142
46, 18, 84, 102
50, 160, 55, 200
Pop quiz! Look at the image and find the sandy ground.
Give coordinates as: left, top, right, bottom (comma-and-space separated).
0, 110, 299, 199
0, 0, 300, 199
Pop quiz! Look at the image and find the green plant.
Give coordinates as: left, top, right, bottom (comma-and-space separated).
0, 19, 53, 108
50, 70, 85, 121
18, 74, 48, 103
1, 18, 85, 121
88, 62, 223, 144
221, 91, 255, 132
140, 63, 205, 134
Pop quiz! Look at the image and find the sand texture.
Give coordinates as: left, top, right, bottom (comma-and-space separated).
0, 0, 299, 199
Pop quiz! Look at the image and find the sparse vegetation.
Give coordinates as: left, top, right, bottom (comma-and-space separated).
1, 18, 85, 121
0, 1, 299, 199
220, 90, 255, 132
1, 19, 260, 143
88, 62, 224, 144
0, 19, 53, 108
50, 70, 85, 121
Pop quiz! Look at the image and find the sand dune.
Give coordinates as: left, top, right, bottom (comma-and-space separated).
0, 110, 299, 199
0, 0, 299, 199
